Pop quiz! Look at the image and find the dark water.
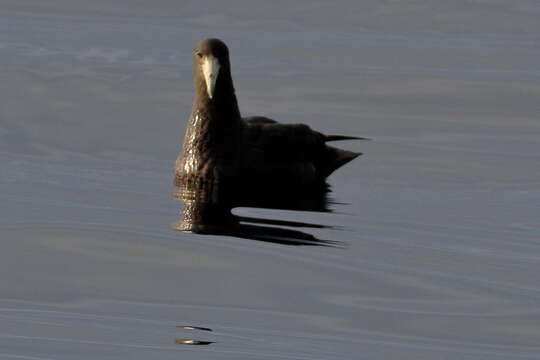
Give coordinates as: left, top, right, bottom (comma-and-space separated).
2, 2, 540, 359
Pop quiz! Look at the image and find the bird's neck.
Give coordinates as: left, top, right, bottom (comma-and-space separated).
194, 67, 241, 119
189, 70, 243, 143
178, 72, 243, 180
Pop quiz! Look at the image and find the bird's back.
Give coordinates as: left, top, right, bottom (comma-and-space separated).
240, 116, 360, 185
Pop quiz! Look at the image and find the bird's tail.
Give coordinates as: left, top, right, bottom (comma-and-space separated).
324, 135, 371, 142
319, 145, 362, 178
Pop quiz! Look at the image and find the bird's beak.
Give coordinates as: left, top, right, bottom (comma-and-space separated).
202, 55, 220, 99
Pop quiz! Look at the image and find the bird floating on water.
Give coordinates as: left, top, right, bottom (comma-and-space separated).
175, 38, 368, 187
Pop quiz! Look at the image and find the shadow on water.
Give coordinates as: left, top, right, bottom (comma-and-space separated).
172, 177, 341, 246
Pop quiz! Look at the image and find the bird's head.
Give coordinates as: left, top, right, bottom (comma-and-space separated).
193, 38, 230, 100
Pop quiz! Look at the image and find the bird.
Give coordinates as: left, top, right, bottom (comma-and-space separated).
175, 38, 367, 187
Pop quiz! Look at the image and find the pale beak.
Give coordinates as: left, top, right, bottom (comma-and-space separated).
201, 55, 220, 99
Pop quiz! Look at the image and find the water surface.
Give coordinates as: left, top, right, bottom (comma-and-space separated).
1, 1, 540, 359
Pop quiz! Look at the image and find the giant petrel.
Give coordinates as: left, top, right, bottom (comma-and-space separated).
175, 38, 367, 187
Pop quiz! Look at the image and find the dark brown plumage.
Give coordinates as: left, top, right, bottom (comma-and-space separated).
175, 38, 366, 186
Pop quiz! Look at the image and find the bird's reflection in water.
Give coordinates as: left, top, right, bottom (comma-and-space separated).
173, 177, 340, 246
